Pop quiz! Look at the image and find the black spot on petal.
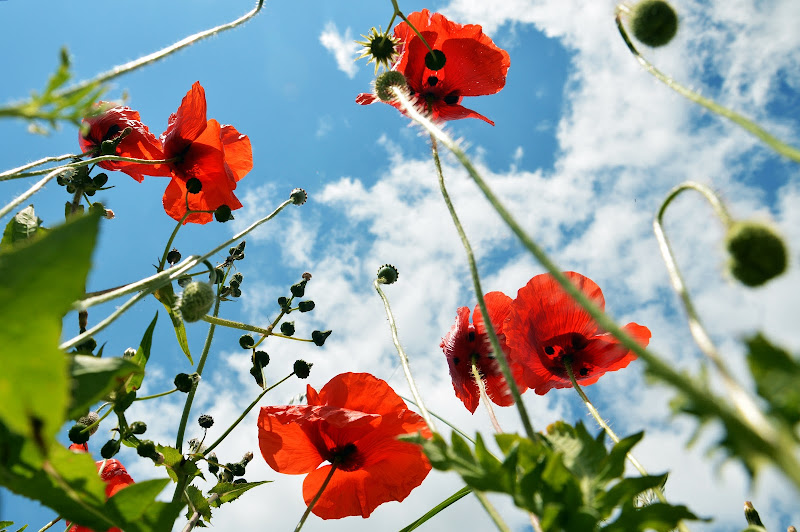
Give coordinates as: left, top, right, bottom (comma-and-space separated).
444, 91, 459, 105
427, 76, 439, 86
544, 346, 555, 355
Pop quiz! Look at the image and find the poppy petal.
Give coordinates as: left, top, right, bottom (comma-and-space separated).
441, 306, 481, 413
219, 125, 252, 182
162, 81, 208, 157
314, 373, 412, 418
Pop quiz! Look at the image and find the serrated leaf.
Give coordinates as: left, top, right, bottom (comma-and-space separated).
156, 444, 201, 482
0, 211, 100, 447
602, 501, 700, 531
153, 283, 192, 364
185, 485, 212, 522
68, 355, 143, 420
746, 333, 800, 427
209, 480, 270, 506
1, 205, 46, 251
126, 313, 158, 392
596, 474, 667, 513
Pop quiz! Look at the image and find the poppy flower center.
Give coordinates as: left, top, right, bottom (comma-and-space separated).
541, 332, 591, 378
326, 442, 361, 471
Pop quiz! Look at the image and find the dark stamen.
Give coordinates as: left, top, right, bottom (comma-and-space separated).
579, 368, 589, 377
467, 331, 476, 342
427, 76, 439, 86
453, 357, 460, 365
544, 346, 555, 355
444, 91, 459, 105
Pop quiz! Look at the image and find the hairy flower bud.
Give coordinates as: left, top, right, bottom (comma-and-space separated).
175, 372, 198, 393
280, 321, 295, 336
239, 334, 255, 349
137, 440, 157, 459
198, 414, 214, 429
101, 438, 121, 459
129, 421, 147, 435
377, 264, 399, 284
375, 71, 408, 102
176, 281, 215, 322
630, 0, 679, 47
298, 300, 315, 312
293, 359, 312, 379
726, 220, 787, 287
253, 350, 270, 368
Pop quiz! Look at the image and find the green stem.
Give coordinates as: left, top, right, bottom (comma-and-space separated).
79, 405, 114, 434
200, 315, 313, 343
615, 13, 800, 163
390, 0, 434, 53
471, 363, 502, 434
400, 395, 475, 444
37, 516, 61, 532
374, 279, 436, 432
428, 131, 535, 441
134, 388, 178, 401
1, 154, 178, 181
0, 151, 89, 180
157, 216, 189, 271
203, 373, 295, 455
294, 463, 338, 532
50, 1, 265, 101
400, 486, 473, 532
654, 182, 775, 445
391, 85, 800, 489
0, 166, 63, 220
472, 490, 511, 532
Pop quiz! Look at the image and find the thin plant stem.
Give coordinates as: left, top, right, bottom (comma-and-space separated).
60, 289, 149, 350
391, 86, 800, 488
654, 182, 775, 441
157, 216, 189, 271
182, 493, 219, 532
134, 388, 178, 401
472, 490, 511, 532
0, 166, 62, 220
38, 516, 61, 532
471, 364, 502, 434
203, 373, 295, 455
401, 395, 475, 445
0, 151, 90, 180
2, 154, 177, 181
200, 315, 313, 343
374, 279, 436, 432
79, 405, 114, 434
51, 1, 265, 100
389, 0, 434, 54
399, 486, 473, 532
615, 13, 800, 163
294, 463, 338, 532
426, 127, 535, 441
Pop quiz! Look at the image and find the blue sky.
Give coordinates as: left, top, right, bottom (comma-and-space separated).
1, 0, 799, 530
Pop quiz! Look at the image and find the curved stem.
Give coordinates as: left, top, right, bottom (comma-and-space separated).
52, 1, 265, 100
427, 128, 535, 441
472, 490, 511, 532
391, 86, 800, 489
374, 279, 436, 432
182, 493, 219, 532
654, 182, 775, 445
134, 388, 178, 401
390, 0, 434, 53
203, 372, 295, 455
615, 13, 800, 163
295, 463, 338, 532
158, 217, 189, 271
0, 151, 88, 180
1, 154, 178, 181
471, 363, 502, 434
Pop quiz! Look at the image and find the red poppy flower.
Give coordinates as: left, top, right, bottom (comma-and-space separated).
356, 9, 510, 125
66, 444, 134, 532
160, 82, 253, 224
257, 372, 431, 519
505, 272, 651, 395
441, 292, 528, 413
79, 105, 170, 182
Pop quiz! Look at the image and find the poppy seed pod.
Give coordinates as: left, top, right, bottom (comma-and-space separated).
175, 281, 215, 322
726, 221, 787, 287
239, 334, 255, 349
280, 321, 295, 336
375, 71, 408, 102
293, 360, 312, 379
198, 414, 214, 429
377, 264, 399, 284
185, 178, 203, 194
630, 0, 679, 47
214, 204, 233, 223
290, 188, 307, 205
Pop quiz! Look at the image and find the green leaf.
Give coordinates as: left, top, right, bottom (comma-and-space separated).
0, 522, 28, 532
746, 333, 800, 427
154, 283, 192, 364
67, 355, 143, 420
126, 312, 158, 392
602, 502, 700, 532
103, 478, 184, 532
185, 485, 212, 523
209, 480, 270, 506
156, 444, 201, 483
0, 211, 100, 447
1, 205, 46, 251
399, 486, 472, 532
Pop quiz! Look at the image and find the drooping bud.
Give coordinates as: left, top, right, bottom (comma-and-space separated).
298, 300, 315, 312
186, 178, 202, 194
725, 220, 788, 287
174, 372, 199, 393
166, 248, 182, 265
250, 365, 265, 388
280, 321, 295, 336
377, 264, 399, 284
68, 424, 90, 445
311, 330, 332, 346
239, 334, 255, 349
744, 501, 763, 526
136, 440, 157, 459
293, 359, 312, 379
629, 0, 679, 47
375, 71, 408, 102
101, 438, 121, 459
214, 204, 233, 223
207, 453, 219, 475
290, 280, 307, 298
129, 421, 147, 435
175, 281, 215, 322
253, 350, 270, 368
290, 188, 307, 205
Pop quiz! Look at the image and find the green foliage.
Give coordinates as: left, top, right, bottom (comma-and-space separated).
102, 478, 185, 532
408, 422, 698, 531
154, 282, 193, 363
400, 486, 472, 532
185, 484, 212, 524
0, 47, 107, 134
126, 313, 159, 392
157, 444, 202, 483
67, 355, 143, 420
0, 206, 46, 251
746, 333, 800, 429
0, 523, 27, 532
0, 211, 100, 447
209, 480, 270, 506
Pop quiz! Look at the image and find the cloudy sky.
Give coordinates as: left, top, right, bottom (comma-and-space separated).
1, 0, 799, 530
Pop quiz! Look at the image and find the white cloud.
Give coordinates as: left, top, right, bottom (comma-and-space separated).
319, 21, 359, 79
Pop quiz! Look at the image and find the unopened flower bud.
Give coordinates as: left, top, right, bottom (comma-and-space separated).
630, 0, 679, 47
242, 451, 254, 464
186, 178, 202, 194
207, 453, 219, 475
68, 424, 90, 445
92, 173, 109, 188
129, 421, 147, 435
290, 280, 307, 298
214, 204, 233, 223
229, 462, 246, 477
101, 438, 121, 459
290, 188, 307, 205
232, 273, 244, 285
298, 300, 315, 312
280, 321, 295, 336
137, 440, 157, 459
176, 281, 215, 322
377, 264, 399, 284
250, 366, 265, 388
198, 414, 214, 429
253, 350, 270, 368
375, 71, 408, 101
166, 248, 181, 265
744, 501, 763, 526
311, 330, 332, 346
174, 372, 198, 393
239, 334, 255, 349
277, 296, 289, 309
726, 221, 787, 287
78, 412, 100, 436
293, 360, 312, 379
